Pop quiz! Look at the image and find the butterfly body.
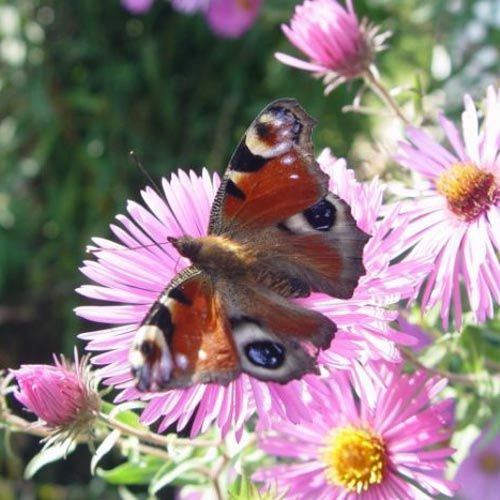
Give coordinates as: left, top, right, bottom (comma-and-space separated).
168, 235, 255, 278
129, 99, 370, 391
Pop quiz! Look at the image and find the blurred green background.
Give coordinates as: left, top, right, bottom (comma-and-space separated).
0, 0, 498, 497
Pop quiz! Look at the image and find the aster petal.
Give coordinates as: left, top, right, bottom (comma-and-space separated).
76, 284, 152, 304
438, 112, 466, 161
405, 127, 459, 169
275, 51, 328, 72
462, 94, 480, 164
75, 304, 146, 324
487, 206, 500, 250
481, 86, 500, 164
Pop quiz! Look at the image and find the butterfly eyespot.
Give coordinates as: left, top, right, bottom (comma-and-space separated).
303, 198, 336, 231
244, 341, 286, 369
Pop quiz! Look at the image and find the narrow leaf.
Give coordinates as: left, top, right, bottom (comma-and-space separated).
91, 429, 121, 474
98, 456, 165, 485
25, 442, 76, 479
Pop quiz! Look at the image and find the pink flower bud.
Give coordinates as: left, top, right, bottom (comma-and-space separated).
276, 0, 390, 93
13, 352, 99, 430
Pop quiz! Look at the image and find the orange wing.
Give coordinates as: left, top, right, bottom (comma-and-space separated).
129, 267, 337, 390
208, 99, 369, 301
208, 99, 329, 234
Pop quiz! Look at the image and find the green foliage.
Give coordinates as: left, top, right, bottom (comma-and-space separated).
97, 456, 165, 486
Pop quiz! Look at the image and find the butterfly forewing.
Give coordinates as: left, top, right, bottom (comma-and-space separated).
208, 98, 369, 301
130, 268, 240, 390
208, 98, 329, 234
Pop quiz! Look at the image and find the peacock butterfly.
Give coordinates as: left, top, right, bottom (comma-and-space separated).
129, 99, 369, 391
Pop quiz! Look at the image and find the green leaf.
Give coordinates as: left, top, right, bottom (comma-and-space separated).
24, 442, 76, 479
97, 456, 165, 485
91, 429, 121, 474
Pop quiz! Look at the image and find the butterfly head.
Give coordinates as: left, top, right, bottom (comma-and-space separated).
167, 236, 202, 261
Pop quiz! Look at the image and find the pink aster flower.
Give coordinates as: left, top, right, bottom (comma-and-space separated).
76, 152, 430, 438
12, 351, 100, 447
121, 0, 155, 14
393, 86, 500, 330
455, 426, 500, 500
254, 362, 456, 499
171, 0, 261, 38
276, 0, 391, 94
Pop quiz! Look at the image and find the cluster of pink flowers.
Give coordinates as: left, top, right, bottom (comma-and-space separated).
73, 150, 431, 439
70, 140, 465, 496
275, 0, 499, 332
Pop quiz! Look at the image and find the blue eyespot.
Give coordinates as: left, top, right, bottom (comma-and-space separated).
244, 341, 285, 369
303, 198, 336, 231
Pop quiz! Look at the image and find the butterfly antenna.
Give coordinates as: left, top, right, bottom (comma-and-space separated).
129, 150, 186, 236
173, 254, 182, 274
130, 151, 164, 200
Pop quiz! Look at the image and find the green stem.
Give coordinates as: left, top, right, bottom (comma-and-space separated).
98, 412, 221, 448
402, 350, 498, 385
363, 69, 411, 125
1, 412, 170, 460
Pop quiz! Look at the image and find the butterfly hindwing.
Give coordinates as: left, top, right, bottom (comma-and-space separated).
270, 192, 370, 299
221, 281, 336, 383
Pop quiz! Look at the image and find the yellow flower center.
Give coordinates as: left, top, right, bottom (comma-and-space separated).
320, 426, 387, 493
479, 451, 500, 475
435, 163, 498, 221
